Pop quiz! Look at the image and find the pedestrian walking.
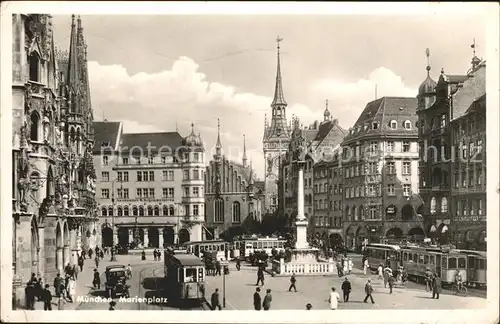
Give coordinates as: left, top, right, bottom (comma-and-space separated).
388, 274, 395, 294
210, 288, 222, 310
348, 258, 353, 275
306, 303, 312, 310
88, 248, 93, 259
81, 249, 86, 260
78, 256, 84, 272
343, 259, 348, 276
73, 264, 79, 280
253, 287, 262, 310
341, 277, 351, 302
363, 279, 375, 304
67, 278, 76, 303
336, 260, 343, 277
53, 273, 63, 298
95, 255, 100, 268
256, 267, 265, 286
262, 289, 272, 310
35, 277, 43, 301
328, 287, 340, 310
383, 267, 390, 288
25, 282, 35, 310
236, 257, 241, 271
215, 259, 222, 276
432, 273, 442, 299
42, 284, 52, 311
288, 273, 297, 292
377, 264, 383, 279
363, 259, 369, 275
92, 269, 101, 289
100, 250, 104, 260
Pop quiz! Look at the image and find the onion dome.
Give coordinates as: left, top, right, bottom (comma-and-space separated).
418, 48, 437, 95
323, 99, 331, 121
183, 123, 203, 147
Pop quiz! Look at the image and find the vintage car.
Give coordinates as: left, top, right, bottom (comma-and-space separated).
105, 265, 130, 298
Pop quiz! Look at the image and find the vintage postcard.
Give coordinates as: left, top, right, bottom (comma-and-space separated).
1, 1, 499, 323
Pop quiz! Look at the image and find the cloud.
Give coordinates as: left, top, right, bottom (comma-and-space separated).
312, 67, 417, 127
88, 59, 415, 179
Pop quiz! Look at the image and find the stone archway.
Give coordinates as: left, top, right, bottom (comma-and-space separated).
163, 227, 175, 247
148, 227, 159, 248
356, 226, 367, 245
401, 204, 414, 221
345, 226, 356, 249
118, 227, 129, 246
178, 228, 190, 244
55, 223, 63, 272
386, 227, 403, 238
408, 227, 425, 242
31, 218, 40, 275
102, 226, 113, 247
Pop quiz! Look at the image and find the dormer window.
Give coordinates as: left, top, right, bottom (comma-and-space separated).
389, 120, 397, 129
372, 122, 379, 130
403, 120, 412, 130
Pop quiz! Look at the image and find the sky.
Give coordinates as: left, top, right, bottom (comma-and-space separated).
51, 14, 487, 179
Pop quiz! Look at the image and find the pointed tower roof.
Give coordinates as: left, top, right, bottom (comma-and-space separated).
67, 14, 79, 90
418, 48, 437, 95
242, 134, 248, 167
323, 99, 331, 121
215, 118, 222, 149
271, 36, 287, 107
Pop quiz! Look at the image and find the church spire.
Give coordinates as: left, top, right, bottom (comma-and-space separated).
242, 134, 248, 167
67, 14, 79, 91
215, 118, 222, 158
271, 36, 287, 107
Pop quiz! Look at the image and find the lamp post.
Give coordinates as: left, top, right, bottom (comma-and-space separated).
222, 260, 226, 308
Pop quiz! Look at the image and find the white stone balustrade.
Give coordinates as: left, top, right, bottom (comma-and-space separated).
271, 259, 337, 276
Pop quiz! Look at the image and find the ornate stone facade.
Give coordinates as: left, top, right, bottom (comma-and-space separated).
12, 14, 97, 308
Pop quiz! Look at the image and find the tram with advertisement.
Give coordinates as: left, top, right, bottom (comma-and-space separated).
454, 249, 487, 288
364, 243, 402, 272
400, 244, 468, 286
238, 236, 286, 260
183, 240, 228, 261
163, 251, 206, 306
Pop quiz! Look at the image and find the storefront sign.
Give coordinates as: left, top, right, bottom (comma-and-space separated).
456, 215, 486, 222
386, 206, 396, 215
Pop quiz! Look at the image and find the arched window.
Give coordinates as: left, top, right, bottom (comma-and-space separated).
441, 197, 448, 213
359, 205, 365, 220
404, 120, 412, 130
214, 198, 224, 223
147, 206, 153, 216
108, 207, 113, 216
29, 53, 40, 82
123, 206, 129, 216
139, 206, 144, 216
132, 206, 138, 216
169, 206, 175, 216
101, 207, 107, 217
232, 201, 241, 223
163, 206, 168, 216
30, 112, 40, 141
154, 206, 160, 216
345, 206, 350, 219
117, 207, 123, 216
352, 206, 357, 221
389, 120, 397, 129
430, 197, 437, 214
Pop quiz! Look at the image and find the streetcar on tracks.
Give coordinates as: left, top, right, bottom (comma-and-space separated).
454, 249, 487, 288
163, 251, 206, 306
365, 243, 402, 272
184, 240, 228, 260
239, 236, 286, 261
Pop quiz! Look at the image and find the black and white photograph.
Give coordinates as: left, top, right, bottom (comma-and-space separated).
1, 2, 498, 323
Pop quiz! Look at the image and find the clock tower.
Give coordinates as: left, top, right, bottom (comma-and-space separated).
262, 36, 291, 214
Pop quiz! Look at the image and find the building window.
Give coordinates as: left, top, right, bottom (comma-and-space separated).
193, 153, 199, 162
147, 206, 153, 216
404, 120, 412, 130
462, 171, 467, 187
101, 189, 109, 199
162, 171, 168, 181
183, 170, 189, 180
184, 187, 190, 197
387, 141, 395, 152
29, 53, 40, 82
163, 206, 168, 216
30, 112, 40, 141
193, 187, 199, 197
123, 206, 129, 216
402, 141, 410, 152
193, 205, 199, 216
476, 167, 482, 185
369, 142, 378, 153
117, 207, 123, 217
477, 139, 483, 155
117, 172, 123, 182
440, 114, 446, 128
403, 184, 411, 197
387, 184, 395, 196
368, 162, 377, 175
462, 143, 467, 159
368, 205, 378, 219
142, 188, 148, 198
386, 162, 395, 174
108, 207, 113, 216
402, 162, 411, 175
122, 172, 128, 182
430, 197, 436, 214
137, 171, 142, 182
372, 122, 379, 130
162, 188, 168, 198
148, 171, 154, 182
462, 200, 468, 216
367, 184, 376, 197
132, 206, 138, 216
149, 188, 155, 198
154, 206, 160, 216
136, 188, 142, 198
139, 206, 145, 216
389, 120, 397, 129
117, 188, 123, 199
122, 157, 129, 164
101, 172, 109, 182
142, 171, 149, 182
193, 170, 200, 180
214, 198, 224, 222
148, 156, 154, 164
169, 206, 175, 216
101, 207, 107, 216
123, 189, 129, 199
102, 156, 109, 165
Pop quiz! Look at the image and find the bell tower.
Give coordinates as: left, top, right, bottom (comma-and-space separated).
262, 36, 291, 214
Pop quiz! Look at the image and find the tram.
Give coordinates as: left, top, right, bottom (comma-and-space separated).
365, 243, 401, 272
184, 240, 228, 260
163, 251, 206, 305
454, 249, 487, 288
401, 245, 468, 286
239, 236, 286, 260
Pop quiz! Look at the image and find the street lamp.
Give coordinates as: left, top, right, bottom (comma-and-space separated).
222, 260, 226, 308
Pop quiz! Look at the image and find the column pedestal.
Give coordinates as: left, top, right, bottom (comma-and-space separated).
158, 229, 164, 249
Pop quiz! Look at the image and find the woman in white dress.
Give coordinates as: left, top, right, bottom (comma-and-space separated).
328, 287, 340, 310
67, 278, 76, 303
348, 258, 353, 274
343, 259, 348, 275
363, 259, 369, 275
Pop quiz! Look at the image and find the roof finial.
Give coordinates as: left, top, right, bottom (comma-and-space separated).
471, 38, 476, 56
271, 36, 287, 107
215, 118, 222, 149
325, 99, 328, 110
191, 122, 195, 134
425, 48, 431, 75
71, 14, 75, 26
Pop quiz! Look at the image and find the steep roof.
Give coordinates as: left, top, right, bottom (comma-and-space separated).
92, 121, 122, 154
344, 97, 418, 142
120, 132, 184, 155
450, 63, 486, 121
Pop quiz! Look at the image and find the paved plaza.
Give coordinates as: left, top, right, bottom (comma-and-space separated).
204, 260, 487, 310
